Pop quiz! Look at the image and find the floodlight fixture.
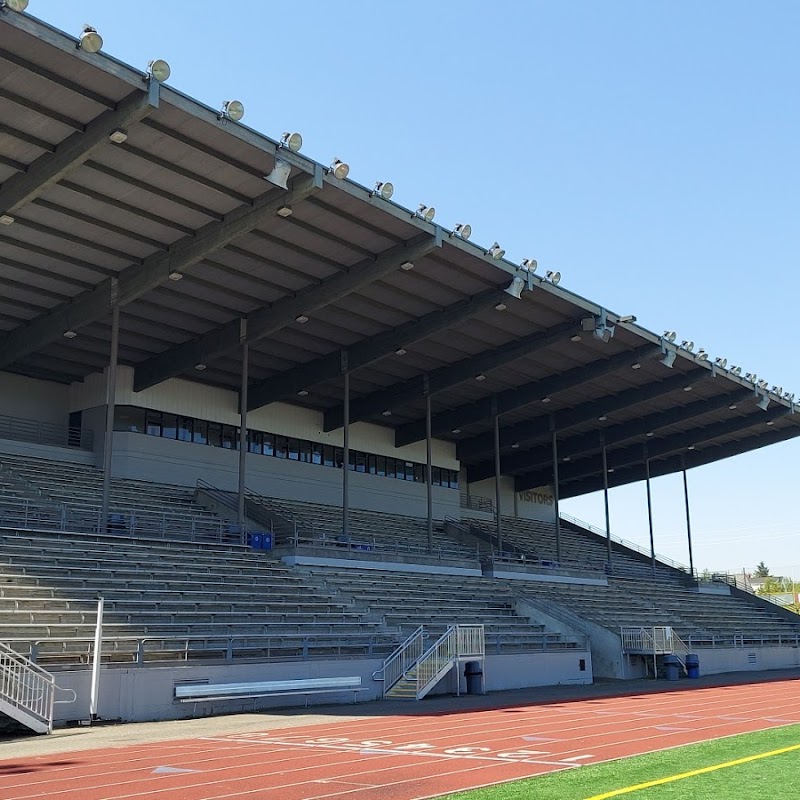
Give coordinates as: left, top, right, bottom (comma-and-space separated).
520, 258, 537, 271
570, 334, 582, 342
646, 431, 655, 437
582, 311, 615, 342
728, 402, 738, 410
660, 349, 677, 368
631, 362, 642, 370
328, 158, 349, 180
504, 275, 525, 300
220, 100, 245, 122
598, 415, 608, 422
415, 204, 435, 223
757, 379, 768, 390
63, 330, 78, 339
730, 365, 742, 376
0, 214, 14, 225
1, 0, 29, 12
78, 25, 103, 53
785, 392, 795, 402
772, 385, 783, 396
494, 301, 507, 311
147, 59, 171, 82
372, 181, 394, 200
486, 242, 505, 260
687, 445, 696, 451
381, 410, 392, 417
452, 223, 472, 239
265, 158, 291, 189
451, 428, 461, 435
663, 330, 677, 343
617, 314, 637, 323
108, 129, 128, 144
511, 443, 520, 449
714, 357, 728, 369
683, 385, 693, 392
280, 132, 303, 152
541, 397, 551, 404
545, 270, 561, 285
680, 340, 695, 352
696, 349, 709, 362
757, 393, 770, 411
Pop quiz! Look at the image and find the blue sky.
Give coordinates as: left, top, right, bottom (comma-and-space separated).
31, 1, 800, 576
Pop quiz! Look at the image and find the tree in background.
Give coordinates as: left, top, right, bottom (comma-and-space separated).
754, 561, 771, 578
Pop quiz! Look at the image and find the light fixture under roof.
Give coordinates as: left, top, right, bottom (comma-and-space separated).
520, 258, 537, 271
297, 389, 309, 397
598, 415, 607, 421
683, 385, 693, 392
617, 314, 637, 323
1, 0, 29, 12
78, 25, 102, 53
415, 204, 435, 223
696, 349, 709, 362
486, 242, 505, 260
494, 301, 507, 311
167, 271, 183, 281
646, 431, 654, 437
541, 397, 551, 404
280, 132, 303, 152
570, 334, 582, 342
220, 100, 245, 122
451, 428, 461, 435
399, 261, 414, 271
147, 59, 171, 82
504, 275, 525, 300
511, 442, 520, 449
395, 348, 407, 356
276, 205, 293, 217
329, 158, 349, 180
545, 270, 561, 285
295, 315, 309, 324
728, 402, 738, 410
631, 362, 642, 370
452, 223, 472, 239
475, 374, 486, 381
109, 129, 128, 144
687, 445, 696, 451
0, 214, 14, 225
63, 330, 78, 339
194, 363, 207, 371
372, 181, 394, 200
381, 409, 392, 417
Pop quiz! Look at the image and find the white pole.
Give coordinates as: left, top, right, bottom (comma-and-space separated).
89, 595, 104, 722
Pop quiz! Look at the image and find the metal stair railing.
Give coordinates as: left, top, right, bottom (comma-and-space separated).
0, 641, 75, 734
374, 626, 426, 698
415, 624, 485, 700
620, 626, 657, 654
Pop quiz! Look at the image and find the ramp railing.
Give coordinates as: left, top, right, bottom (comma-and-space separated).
374, 626, 426, 697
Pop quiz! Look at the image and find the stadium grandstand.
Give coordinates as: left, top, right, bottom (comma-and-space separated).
1, 4, 800, 734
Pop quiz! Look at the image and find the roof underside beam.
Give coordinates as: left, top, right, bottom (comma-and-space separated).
395, 344, 660, 448
134, 231, 442, 392
458, 368, 707, 461
247, 286, 510, 412
559, 424, 800, 499
514, 405, 792, 492
466, 387, 753, 483
0, 83, 159, 217
323, 319, 582, 433
0, 169, 323, 371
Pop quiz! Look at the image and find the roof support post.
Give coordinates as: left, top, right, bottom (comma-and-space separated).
342, 352, 350, 541
493, 399, 502, 554
644, 444, 655, 578
237, 320, 248, 542
602, 436, 612, 570
0, 83, 160, 218
425, 376, 433, 555
99, 285, 120, 533
551, 417, 561, 564
682, 456, 695, 578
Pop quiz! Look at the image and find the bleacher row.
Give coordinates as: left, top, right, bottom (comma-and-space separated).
0, 452, 798, 672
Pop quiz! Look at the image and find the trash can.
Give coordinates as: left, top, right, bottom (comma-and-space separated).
663, 653, 679, 681
247, 532, 262, 549
685, 653, 700, 679
464, 661, 483, 695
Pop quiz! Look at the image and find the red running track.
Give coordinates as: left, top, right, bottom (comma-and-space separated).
2, 679, 800, 800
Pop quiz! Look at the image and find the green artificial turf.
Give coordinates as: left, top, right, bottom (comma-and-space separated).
440, 723, 800, 800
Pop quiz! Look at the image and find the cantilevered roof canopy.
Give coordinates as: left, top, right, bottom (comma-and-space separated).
1, 8, 798, 499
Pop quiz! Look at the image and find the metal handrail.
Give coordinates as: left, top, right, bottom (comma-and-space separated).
0, 641, 59, 733
377, 625, 426, 696
415, 624, 484, 699
0, 414, 93, 451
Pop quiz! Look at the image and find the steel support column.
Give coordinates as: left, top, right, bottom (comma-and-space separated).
425, 377, 433, 554
682, 457, 695, 577
551, 418, 561, 563
602, 440, 612, 568
237, 321, 248, 543
645, 445, 655, 576
100, 294, 119, 532
342, 354, 350, 540
493, 407, 502, 553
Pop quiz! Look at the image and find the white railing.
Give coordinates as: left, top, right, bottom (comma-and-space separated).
377, 626, 426, 697
415, 624, 484, 699
0, 641, 58, 733
620, 626, 657, 653
0, 414, 93, 450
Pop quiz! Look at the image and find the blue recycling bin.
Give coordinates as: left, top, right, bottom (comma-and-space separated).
247, 531, 262, 549
260, 532, 273, 550
685, 653, 700, 679
663, 653, 680, 681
